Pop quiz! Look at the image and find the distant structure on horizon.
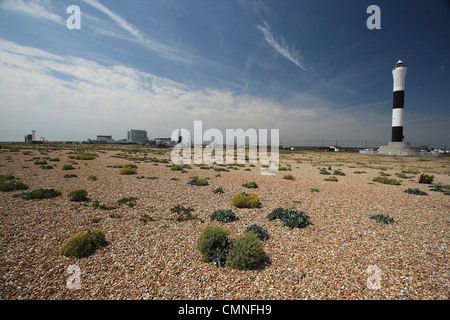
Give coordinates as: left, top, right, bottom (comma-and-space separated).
360, 60, 440, 157
127, 129, 148, 144
24, 130, 43, 144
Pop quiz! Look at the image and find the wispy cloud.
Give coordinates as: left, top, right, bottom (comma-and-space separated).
0, 0, 64, 24
81, 0, 179, 59
257, 21, 306, 71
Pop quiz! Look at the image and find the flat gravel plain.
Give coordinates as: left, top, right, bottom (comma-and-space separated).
0, 145, 449, 300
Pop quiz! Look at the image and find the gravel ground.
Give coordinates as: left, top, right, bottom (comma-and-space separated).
0, 145, 449, 300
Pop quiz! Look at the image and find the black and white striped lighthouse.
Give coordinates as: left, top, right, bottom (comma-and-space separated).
391, 60, 407, 142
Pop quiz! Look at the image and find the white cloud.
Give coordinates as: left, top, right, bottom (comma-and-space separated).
257, 21, 306, 71
0, 0, 64, 24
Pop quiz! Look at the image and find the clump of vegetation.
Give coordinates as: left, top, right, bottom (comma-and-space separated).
395, 173, 412, 179
187, 176, 209, 186
68, 189, 88, 202
310, 188, 319, 193
402, 169, 419, 174
63, 174, 78, 178
267, 208, 311, 229
170, 205, 203, 222
279, 166, 291, 171
171, 164, 191, 171
370, 214, 394, 225
210, 209, 238, 223
120, 164, 137, 175
226, 231, 266, 270
324, 176, 338, 182
72, 153, 97, 160
197, 226, 231, 268
34, 159, 47, 165
372, 176, 401, 185
283, 174, 295, 180
428, 184, 450, 195
404, 188, 428, 196
245, 224, 269, 241
139, 213, 155, 223
117, 197, 137, 207
231, 192, 260, 208
353, 171, 366, 174
333, 169, 345, 176
242, 181, 258, 188
60, 229, 106, 258
213, 187, 224, 194
213, 167, 229, 172
418, 174, 434, 184
40, 165, 54, 170
91, 200, 116, 210
14, 188, 61, 200
319, 168, 331, 175
0, 175, 29, 192
87, 175, 97, 181
62, 164, 75, 171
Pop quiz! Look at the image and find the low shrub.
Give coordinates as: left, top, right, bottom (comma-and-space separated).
226, 231, 266, 270
60, 229, 106, 258
139, 213, 155, 223
63, 174, 78, 178
245, 224, 269, 241
0, 175, 29, 192
187, 176, 209, 186
418, 174, 434, 184
319, 168, 331, 175
333, 169, 345, 176
68, 189, 88, 202
88, 175, 97, 181
310, 188, 319, 192
372, 176, 401, 185
34, 160, 47, 165
267, 208, 311, 229
242, 181, 258, 188
62, 164, 75, 170
210, 209, 238, 223
117, 197, 137, 207
370, 214, 394, 225
120, 167, 137, 174
197, 226, 231, 267
231, 192, 260, 208
283, 174, 295, 180
170, 205, 203, 222
279, 166, 291, 171
171, 164, 191, 171
404, 188, 428, 196
213, 187, 224, 194
428, 184, 450, 195
14, 188, 61, 200
402, 169, 419, 174
324, 176, 338, 182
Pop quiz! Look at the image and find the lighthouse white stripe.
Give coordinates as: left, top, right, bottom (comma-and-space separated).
392, 108, 404, 127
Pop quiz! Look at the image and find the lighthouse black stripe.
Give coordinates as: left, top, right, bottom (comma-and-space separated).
391, 126, 403, 142
393, 90, 404, 109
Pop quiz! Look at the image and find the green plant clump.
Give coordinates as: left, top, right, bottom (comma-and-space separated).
226, 231, 266, 270
245, 224, 269, 241
231, 192, 260, 208
283, 174, 295, 180
210, 209, 238, 223
242, 181, 258, 188
14, 188, 61, 200
370, 214, 394, 225
333, 170, 345, 176
88, 175, 97, 181
372, 176, 401, 185
68, 188, 88, 202
62, 164, 75, 171
267, 208, 311, 229
120, 166, 137, 174
213, 187, 224, 194
418, 174, 434, 184
170, 205, 203, 222
187, 176, 209, 186
324, 176, 338, 182
0, 175, 29, 192
60, 229, 106, 258
404, 188, 428, 196
319, 168, 331, 175
197, 226, 231, 267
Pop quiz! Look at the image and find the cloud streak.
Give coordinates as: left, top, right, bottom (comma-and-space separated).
0, 0, 64, 24
257, 21, 306, 71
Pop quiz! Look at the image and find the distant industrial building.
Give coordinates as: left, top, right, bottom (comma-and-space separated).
96, 135, 113, 143
24, 130, 43, 144
127, 129, 148, 144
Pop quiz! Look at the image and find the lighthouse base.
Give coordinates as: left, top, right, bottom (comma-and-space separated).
360, 142, 440, 157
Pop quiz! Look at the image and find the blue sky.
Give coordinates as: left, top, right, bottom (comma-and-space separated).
0, 0, 449, 147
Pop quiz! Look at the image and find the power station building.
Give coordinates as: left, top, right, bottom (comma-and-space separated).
127, 129, 148, 144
